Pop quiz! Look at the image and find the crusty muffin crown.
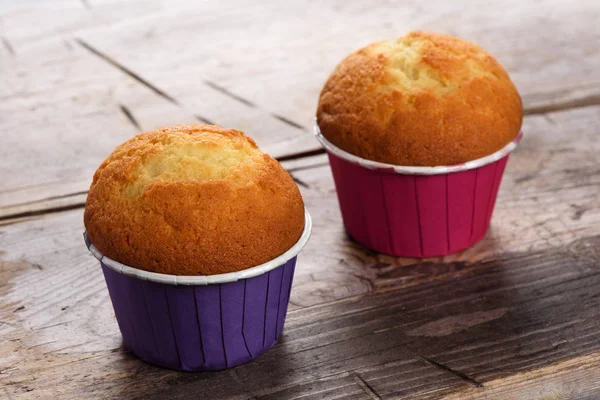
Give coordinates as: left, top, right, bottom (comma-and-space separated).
97, 125, 264, 197
84, 124, 305, 276
317, 31, 523, 166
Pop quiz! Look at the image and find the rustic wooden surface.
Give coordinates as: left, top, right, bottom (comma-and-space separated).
1, 0, 600, 399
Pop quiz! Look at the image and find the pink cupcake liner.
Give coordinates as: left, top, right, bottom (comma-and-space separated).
84, 211, 311, 371
315, 124, 522, 257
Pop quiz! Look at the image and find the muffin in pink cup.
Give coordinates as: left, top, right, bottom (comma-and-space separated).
315, 31, 523, 257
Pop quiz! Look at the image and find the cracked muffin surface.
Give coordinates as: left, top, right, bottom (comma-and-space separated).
317, 31, 523, 166
84, 124, 305, 276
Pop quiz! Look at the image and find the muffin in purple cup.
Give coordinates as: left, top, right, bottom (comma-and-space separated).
84, 124, 311, 371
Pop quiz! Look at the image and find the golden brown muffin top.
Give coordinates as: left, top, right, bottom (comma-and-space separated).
317, 31, 523, 166
84, 124, 305, 276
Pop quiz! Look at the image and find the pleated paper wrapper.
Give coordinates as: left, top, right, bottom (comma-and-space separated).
85, 212, 311, 371
316, 124, 522, 257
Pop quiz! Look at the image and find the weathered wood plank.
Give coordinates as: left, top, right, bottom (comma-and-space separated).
78, 0, 600, 128
0, 34, 313, 211
0, 38, 196, 209
0, 0, 162, 51
439, 353, 600, 400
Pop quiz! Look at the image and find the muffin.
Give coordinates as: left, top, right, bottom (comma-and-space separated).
317, 31, 522, 167
84, 124, 305, 275
315, 31, 523, 257
84, 124, 311, 371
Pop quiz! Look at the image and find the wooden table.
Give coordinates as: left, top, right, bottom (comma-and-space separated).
1, 1, 600, 399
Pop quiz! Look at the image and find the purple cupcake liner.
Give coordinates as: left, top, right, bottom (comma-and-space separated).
85, 211, 312, 371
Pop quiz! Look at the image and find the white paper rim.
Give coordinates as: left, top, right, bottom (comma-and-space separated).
84, 210, 312, 286
314, 122, 523, 175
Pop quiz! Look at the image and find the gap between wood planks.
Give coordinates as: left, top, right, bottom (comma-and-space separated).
523, 93, 600, 115
75, 38, 308, 133
352, 372, 382, 399
2, 37, 15, 55
420, 356, 483, 388
0, 151, 321, 223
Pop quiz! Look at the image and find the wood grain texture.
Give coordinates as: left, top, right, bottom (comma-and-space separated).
439, 353, 600, 400
0, 35, 313, 212
0, 39, 195, 210
1, 104, 600, 399
0, 0, 162, 51
78, 0, 600, 130
0, 1, 315, 211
